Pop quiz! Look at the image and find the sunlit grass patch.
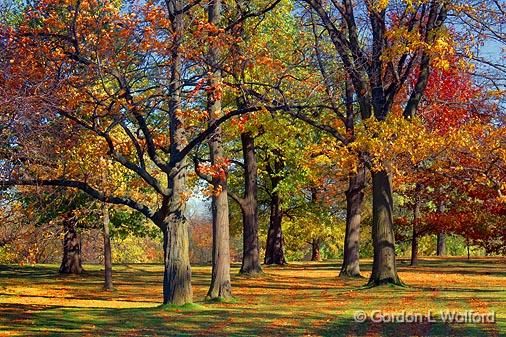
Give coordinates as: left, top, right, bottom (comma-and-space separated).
0, 257, 504, 336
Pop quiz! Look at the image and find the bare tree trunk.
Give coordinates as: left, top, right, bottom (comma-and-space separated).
160, 0, 193, 306
410, 226, 419, 267
264, 148, 286, 265
162, 223, 192, 305
59, 220, 83, 274
368, 169, 401, 286
102, 205, 113, 290
436, 233, 446, 256
436, 203, 446, 256
207, 179, 232, 298
162, 167, 193, 305
162, 108, 193, 305
467, 237, 471, 260
205, 0, 232, 300
311, 239, 321, 261
239, 132, 262, 275
410, 192, 421, 267
339, 166, 365, 277
264, 187, 286, 265
240, 201, 262, 275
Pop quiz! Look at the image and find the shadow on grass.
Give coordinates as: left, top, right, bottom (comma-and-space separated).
0, 258, 504, 336
317, 317, 495, 337
0, 302, 321, 336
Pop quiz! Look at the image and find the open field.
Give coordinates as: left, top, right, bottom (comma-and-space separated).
0, 257, 505, 336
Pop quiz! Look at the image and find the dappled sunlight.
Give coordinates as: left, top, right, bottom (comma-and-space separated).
0, 257, 504, 336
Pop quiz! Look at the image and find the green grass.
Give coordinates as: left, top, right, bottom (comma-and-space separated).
0, 257, 504, 336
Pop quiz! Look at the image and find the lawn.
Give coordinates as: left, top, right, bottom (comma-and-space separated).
0, 257, 504, 336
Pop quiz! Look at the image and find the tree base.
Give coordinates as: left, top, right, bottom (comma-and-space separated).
239, 266, 263, 277
367, 277, 404, 287
59, 266, 84, 275
339, 270, 363, 278
159, 303, 204, 311
205, 295, 237, 303
207, 281, 232, 301
264, 260, 287, 266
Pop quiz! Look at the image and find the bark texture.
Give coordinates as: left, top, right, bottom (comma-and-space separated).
205, 0, 232, 300
264, 187, 286, 265
102, 205, 113, 290
368, 169, 401, 285
436, 203, 446, 256
410, 191, 421, 266
436, 233, 446, 256
158, 0, 193, 306
59, 220, 83, 274
240, 201, 262, 275
162, 167, 192, 305
238, 132, 262, 275
162, 111, 192, 305
311, 239, 321, 261
264, 150, 286, 265
339, 166, 365, 277
410, 227, 419, 266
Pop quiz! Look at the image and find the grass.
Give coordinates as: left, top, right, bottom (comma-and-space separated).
0, 257, 504, 336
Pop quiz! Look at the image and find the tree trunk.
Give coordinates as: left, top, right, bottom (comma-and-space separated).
436, 233, 446, 256
410, 193, 421, 266
264, 147, 286, 266
264, 188, 286, 265
240, 201, 262, 275
436, 203, 446, 256
102, 205, 113, 290
205, 0, 232, 300
368, 169, 401, 286
59, 220, 83, 274
467, 237, 470, 260
162, 167, 193, 305
311, 239, 321, 261
410, 227, 419, 267
339, 166, 365, 277
160, 0, 193, 306
207, 180, 232, 298
238, 132, 262, 275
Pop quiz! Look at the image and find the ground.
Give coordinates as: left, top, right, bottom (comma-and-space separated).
0, 257, 504, 336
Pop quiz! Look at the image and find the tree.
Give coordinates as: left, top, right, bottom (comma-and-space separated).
205, 0, 233, 299
23, 189, 97, 274
264, 148, 286, 265
102, 204, 113, 290
0, 0, 288, 305
282, 186, 345, 262
288, 0, 456, 285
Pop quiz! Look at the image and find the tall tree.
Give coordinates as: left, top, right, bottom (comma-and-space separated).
206, 0, 233, 299
0, 0, 288, 304
264, 149, 286, 265
290, 0, 452, 285
102, 204, 113, 290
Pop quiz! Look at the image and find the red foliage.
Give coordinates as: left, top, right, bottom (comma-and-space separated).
418, 64, 493, 133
